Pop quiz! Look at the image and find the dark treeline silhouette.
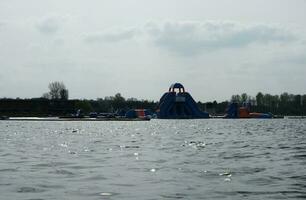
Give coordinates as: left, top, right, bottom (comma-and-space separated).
0, 93, 157, 117
0, 91, 305, 117
0, 98, 76, 117
202, 92, 306, 116
231, 92, 306, 115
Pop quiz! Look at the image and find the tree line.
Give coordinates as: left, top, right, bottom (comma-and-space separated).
229, 92, 306, 115
0, 81, 305, 116
0, 94, 157, 117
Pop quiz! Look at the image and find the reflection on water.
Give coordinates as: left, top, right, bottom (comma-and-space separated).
1, 119, 306, 200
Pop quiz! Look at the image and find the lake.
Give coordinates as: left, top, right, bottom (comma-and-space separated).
1, 119, 306, 200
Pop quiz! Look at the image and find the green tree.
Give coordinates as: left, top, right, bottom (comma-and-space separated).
75, 100, 93, 112
256, 92, 264, 107
231, 94, 241, 103
113, 93, 125, 110
60, 88, 69, 100
241, 93, 248, 102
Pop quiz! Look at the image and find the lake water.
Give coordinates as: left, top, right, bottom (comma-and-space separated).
1, 119, 306, 200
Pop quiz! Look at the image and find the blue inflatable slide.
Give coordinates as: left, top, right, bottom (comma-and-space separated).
157, 83, 209, 119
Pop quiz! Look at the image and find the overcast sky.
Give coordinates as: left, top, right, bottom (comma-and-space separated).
1, 0, 306, 102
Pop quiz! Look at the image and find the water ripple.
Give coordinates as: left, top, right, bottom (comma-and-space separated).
17, 187, 45, 193
0, 119, 305, 200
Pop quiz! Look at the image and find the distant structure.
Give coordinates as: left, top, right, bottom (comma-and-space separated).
157, 83, 209, 119
125, 109, 152, 119
225, 102, 272, 118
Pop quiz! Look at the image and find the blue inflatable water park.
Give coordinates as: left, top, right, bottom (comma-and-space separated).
157, 83, 209, 119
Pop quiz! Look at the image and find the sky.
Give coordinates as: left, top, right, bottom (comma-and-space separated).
1, 0, 306, 102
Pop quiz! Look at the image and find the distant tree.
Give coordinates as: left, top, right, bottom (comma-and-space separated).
59, 88, 69, 100
256, 92, 264, 106
42, 92, 51, 99
75, 100, 93, 112
271, 95, 279, 113
241, 93, 248, 102
114, 93, 125, 101
231, 94, 241, 103
263, 94, 273, 107
113, 93, 125, 110
280, 92, 289, 105
293, 95, 302, 106
248, 96, 256, 106
302, 95, 306, 106
127, 97, 138, 102
42, 81, 69, 100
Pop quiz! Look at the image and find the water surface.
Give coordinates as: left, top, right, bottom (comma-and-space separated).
1, 119, 306, 199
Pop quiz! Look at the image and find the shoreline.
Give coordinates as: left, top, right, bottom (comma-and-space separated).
1, 117, 151, 121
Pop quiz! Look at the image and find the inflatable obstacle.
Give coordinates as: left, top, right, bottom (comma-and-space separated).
157, 83, 209, 119
125, 109, 152, 119
225, 102, 272, 119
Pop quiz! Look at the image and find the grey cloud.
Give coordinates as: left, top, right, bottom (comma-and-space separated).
145, 21, 297, 55
287, 54, 306, 65
36, 16, 61, 34
0, 21, 6, 30
84, 21, 297, 55
273, 53, 306, 65
84, 28, 137, 43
